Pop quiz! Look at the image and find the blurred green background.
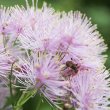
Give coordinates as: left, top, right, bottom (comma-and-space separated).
0, 0, 110, 110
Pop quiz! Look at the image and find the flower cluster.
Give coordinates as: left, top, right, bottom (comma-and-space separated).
0, 0, 110, 110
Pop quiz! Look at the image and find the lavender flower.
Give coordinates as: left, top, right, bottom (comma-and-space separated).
0, 6, 11, 36
0, 0, 109, 110
70, 69, 110, 110
17, 3, 107, 71
0, 81, 9, 109
13, 52, 68, 107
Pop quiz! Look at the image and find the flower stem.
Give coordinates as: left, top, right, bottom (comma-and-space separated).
15, 89, 37, 110
36, 99, 42, 110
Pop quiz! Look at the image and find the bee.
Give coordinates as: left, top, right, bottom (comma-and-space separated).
61, 60, 78, 77
66, 61, 78, 73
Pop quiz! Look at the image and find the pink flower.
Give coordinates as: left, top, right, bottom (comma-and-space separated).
0, 53, 12, 78
17, 4, 107, 71
0, 81, 9, 109
0, 6, 11, 36
8, 6, 28, 38
0, 1, 109, 109
13, 52, 68, 107
70, 69, 110, 110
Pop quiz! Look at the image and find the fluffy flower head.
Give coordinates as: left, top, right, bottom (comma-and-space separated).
70, 70, 110, 110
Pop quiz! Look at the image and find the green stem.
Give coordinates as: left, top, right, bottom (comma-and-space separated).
14, 107, 21, 110
36, 99, 42, 110
51, 107, 54, 110
15, 89, 37, 110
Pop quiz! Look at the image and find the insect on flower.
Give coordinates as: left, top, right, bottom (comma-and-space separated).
66, 61, 78, 73
0, 0, 109, 110
61, 60, 79, 78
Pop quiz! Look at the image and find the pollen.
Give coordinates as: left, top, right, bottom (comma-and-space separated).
43, 72, 49, 78
35, 63, 41, 69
